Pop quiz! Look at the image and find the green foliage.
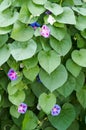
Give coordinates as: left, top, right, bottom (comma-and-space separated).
0, 0, 86, 130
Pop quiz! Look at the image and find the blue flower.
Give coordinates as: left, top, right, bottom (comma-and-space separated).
29, 22, 40, 30
7, 69, 18, 81
51, 104, 61, 116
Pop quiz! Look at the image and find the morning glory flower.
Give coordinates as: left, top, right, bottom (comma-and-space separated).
45, 10, 52, 15
18, 103, 27, 114
7, 69, 17, 81
29, 22, 40, 30
51, 104, 61, 116
47, 15, 56, 25
40, 25, 50, 38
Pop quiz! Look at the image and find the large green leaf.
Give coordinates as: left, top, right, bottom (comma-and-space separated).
39, 64, 68, 92
75, 15, 86, 31
72, 49, 86, 67
50, 34, 72, 56
39, 93, 56, 114
56, 7, 76, 24
38, 50, 61, 74
0, 0, 11, 12
72, 7, 86, 16
0, 25, 12, 34
32, 0, 47, 5
22, 111, 38, 130
76, 88, 86, 108
74, 72, 85, 92
0, 9, 18, 27
44, 1, 63, 16
10, 105, 20, 118
48, 103, 75, 130
49, 25, 66, 41
9, 39, 37, 61
0, 34, 8, 47
11, 21, 34, 42
28, 0, 45, 16
9, 90, 25, 106
0, 45, 10, 66
23, 66, 39, 81
57, 74, 76, 97
66, 59, 81, 77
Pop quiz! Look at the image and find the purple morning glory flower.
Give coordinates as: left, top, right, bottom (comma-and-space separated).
29, 22, 40, 30
40, 25, 50, 38
51, 104, 61, 116
7, 69, 17, 81
45, 10, 52, 15
18, 103, 27, 114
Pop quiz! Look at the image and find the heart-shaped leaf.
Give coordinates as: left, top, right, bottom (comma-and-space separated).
11, 21, 34, 42
72, 49, 86, 67
76, 88, 86, 108
0, 0, 12, 12
0, 45, 10, 66
22, 111, 38, 130
50, 34, 72, 56
56, 7, 76, 24
44, 1, 63, 16
10, 105, 20, 118
39, 64, 68, 92
9, 90, 25, 106
38, 50, 61, 74
39, 93, 56, 114
9, 39, 37, 61
48, 103, 75, 130
49, 25, 66, 41
28, 0, 45, 16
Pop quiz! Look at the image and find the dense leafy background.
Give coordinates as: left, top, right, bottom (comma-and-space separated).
0, 0, 86, 130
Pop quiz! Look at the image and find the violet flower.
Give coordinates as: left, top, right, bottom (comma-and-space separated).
7, 69, 17, 81
51, 104, 61, 116
18, 103, 27, 114
45, 10, 52, 15
40, 25, 50, 38
29, 22, 40, 30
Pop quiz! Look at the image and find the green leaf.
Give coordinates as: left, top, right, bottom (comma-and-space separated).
10, 105, 20, 118
75, 72, 85, 92
81, 29, 86, 39
75, 15, 86, 31
7, 83, 18, 95
38, 50, 61, 74
0, 25, 12, 34
48, 103, 75, 130
9, 90, 25, 106
56, 7, 76, 24
72, 7, 86, 16
50, 34, 72, 56
32, 0, 47, 5
0, 9, 18, 27
39, 93, 56, 114
23, 56, 38, 69
67, 120, 79, 130
9, 39, 37, 61
23, 66, 39, 81
49, 25, 66, 41
44, 1, 63, 16
10, 125, 19, 130
28, 0, 45, 16
11, 21, 34, 42
66, 59, 81, 77
22, 111, 38, 130
0, 45, 10, 66
58, 74, 76, 97
72, 49, 86, 67
0, 34, 8, 47
39, 64, 68, 92
76, 88, 86, 108
0, 0, 12, 12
